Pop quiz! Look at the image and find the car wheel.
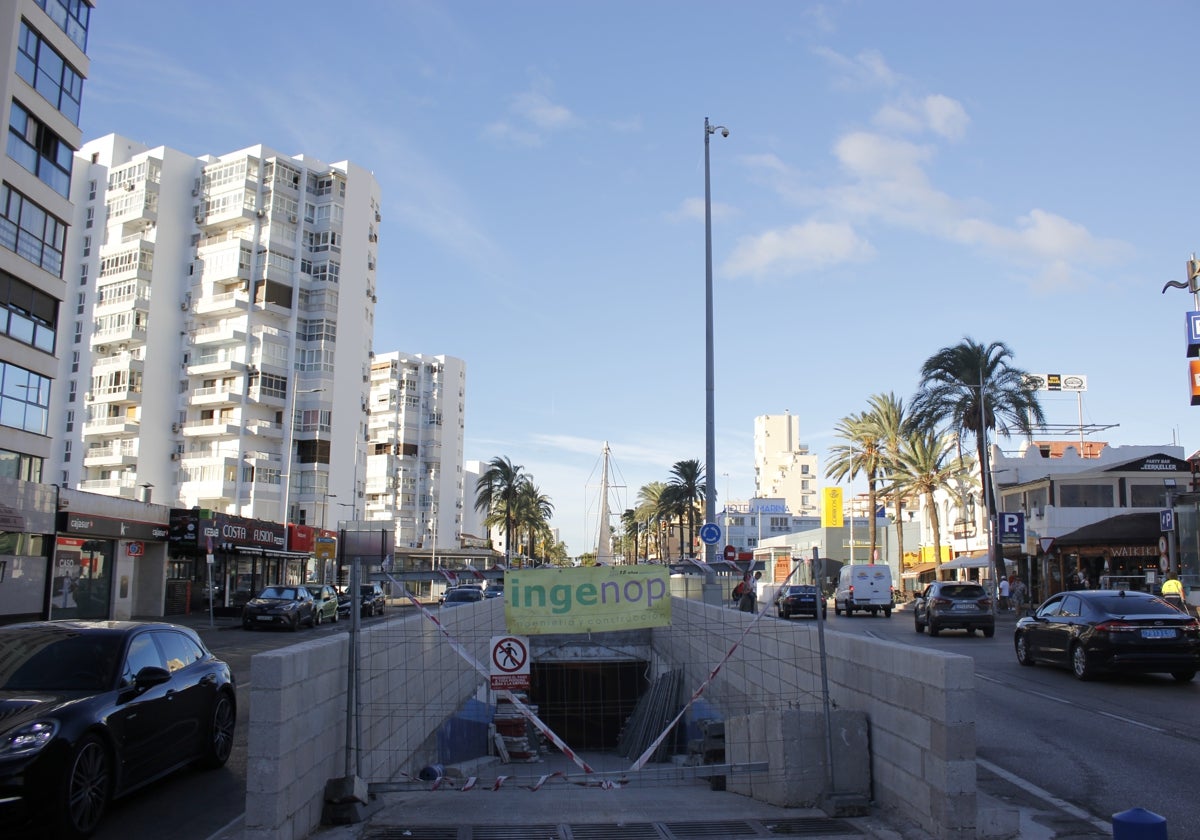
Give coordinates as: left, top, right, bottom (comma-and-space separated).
983, 626, 995, 639
928, 621, 940, 637
290, 614, 299, 632
1070, 643, 1094, 681
1172, 671, 1196, 683
198, 691, 236, 769
966, 628, 976, 636
332, 608, 339, 623
883, 607, 892, 618
833, 603, 841, 616
53, 734, 111, 840
314, 609, 323, 626
1015, 633, 1035, 666
914, 615, 925, 633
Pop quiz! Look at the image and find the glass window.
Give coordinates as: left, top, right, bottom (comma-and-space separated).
0, 184, 66, 277
7, 101, 73, 197
34, 0, 90, 51
17, 22, 84, 125
156, 630, 203, 672
121, 632, 164, 687
0, 362, 51, 435
1059, 484, 1114, 508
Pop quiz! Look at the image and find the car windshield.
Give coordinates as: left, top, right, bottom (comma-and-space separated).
940, 585, 985, 598
784, 586, 815, 595
0, 629, 123, 691
260, 587, 296, 600
361, 586, 378, 596
446, 589, 480, 602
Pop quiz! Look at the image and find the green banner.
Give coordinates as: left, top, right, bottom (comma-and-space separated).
504, 565, 671, 635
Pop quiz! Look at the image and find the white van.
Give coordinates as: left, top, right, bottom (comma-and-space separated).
834, 564, 894, 617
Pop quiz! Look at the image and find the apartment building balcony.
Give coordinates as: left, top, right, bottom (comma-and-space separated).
252, 296, 293, 320
91, 325, 149, 354
181, 475, 238, 505
181, 418, 240, 438
242, 417, 283, 440
201, 203, 259, 230
192, 322, 247, 347
194, 288, 251, 316
77, 475, 140, 499
86, 384, 142, 407
190, 383, 243, 406
82, 415, 140, 437
83, 440, 139, 468
186, 355, 247, 377
91, 352, 145, 378
247, 386, 286, 410
96, 244, 155, 285
94, 287, 151, 317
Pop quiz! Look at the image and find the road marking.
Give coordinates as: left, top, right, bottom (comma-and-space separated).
977, 757, 1113, 835
977, 673, 1169, 733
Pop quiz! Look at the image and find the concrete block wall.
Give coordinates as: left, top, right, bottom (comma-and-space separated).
243, 595, 973, 839
654, 599, 976, 839
243, 600, 504, 840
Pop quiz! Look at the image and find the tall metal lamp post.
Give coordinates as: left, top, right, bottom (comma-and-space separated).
704, 116, 729, 565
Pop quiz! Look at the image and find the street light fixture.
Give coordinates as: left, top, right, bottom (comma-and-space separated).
704, 116, 729, 565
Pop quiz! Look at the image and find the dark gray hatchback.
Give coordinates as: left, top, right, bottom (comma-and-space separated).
913, 581, 995, 637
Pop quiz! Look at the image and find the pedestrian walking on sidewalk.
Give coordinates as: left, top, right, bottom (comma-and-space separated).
1010, 577, 1028, 615
998, 576, 1010, 611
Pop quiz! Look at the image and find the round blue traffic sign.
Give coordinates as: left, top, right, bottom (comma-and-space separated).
699, 523, 722, 545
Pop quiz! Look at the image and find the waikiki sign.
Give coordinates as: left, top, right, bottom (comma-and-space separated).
504, 565, 670, 635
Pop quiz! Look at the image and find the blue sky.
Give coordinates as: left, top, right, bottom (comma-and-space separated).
81, 2, 1200, 555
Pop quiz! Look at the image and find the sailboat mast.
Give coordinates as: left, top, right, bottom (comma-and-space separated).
596, 442, 613, 563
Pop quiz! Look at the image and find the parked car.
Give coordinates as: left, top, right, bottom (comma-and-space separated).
775, 584, 826, 619
913, 581, 995, 637
336, 587, 353, 619
0, 620, 236, 839
241, 585, 316, 631
360, 582, 386, 617
305, 584, 340, 625
484, 584, 505, 599
443, 587, 484, 607
1014, 589, 1200, 682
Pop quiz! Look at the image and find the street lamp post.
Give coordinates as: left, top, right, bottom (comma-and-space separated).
703, 116, 729, 565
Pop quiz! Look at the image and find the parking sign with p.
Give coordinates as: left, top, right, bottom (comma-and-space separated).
998, 512, 1025, 545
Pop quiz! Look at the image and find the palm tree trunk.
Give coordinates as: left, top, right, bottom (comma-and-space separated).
895, 495, 907, 590
867, 471, 878, 561
927, 489, 943, 581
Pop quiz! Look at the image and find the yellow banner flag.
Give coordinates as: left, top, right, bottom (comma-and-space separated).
504, 565, 671, 635
822, 487, 844, 528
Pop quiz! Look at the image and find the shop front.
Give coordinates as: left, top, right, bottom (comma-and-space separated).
168, 509, 309, 616
1042, 512, 1162, 596
53, 511, 170, 621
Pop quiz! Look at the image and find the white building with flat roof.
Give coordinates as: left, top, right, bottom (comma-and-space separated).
364, 351, 465, 552
53, 134, 380, 528
754, 412, 819, 517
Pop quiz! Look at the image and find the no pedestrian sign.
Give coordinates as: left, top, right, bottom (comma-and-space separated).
490, 635, 530, 690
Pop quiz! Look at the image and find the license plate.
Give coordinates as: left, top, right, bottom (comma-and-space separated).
256, 615, 273, 621
953, 603, 976, 611
1141, 628, 1176, 639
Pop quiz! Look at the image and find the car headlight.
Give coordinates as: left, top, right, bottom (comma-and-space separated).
0, 720, 59, 757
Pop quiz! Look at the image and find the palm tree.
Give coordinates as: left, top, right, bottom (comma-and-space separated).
620, 509, 638, 563
888, 430, 967, 581
656, 484, 689, 560
825, 413, 885, 560
474, 456, 527, 564
667, 459, 705, 555
512, 481, 553, 561
635, 482, 667, 561
863, 393, 912, 576
910, 338, 1045, 583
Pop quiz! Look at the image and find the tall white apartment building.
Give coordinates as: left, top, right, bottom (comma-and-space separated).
364, 351, 465, 552
0, 1, 91, 481
53, 134, 379, 529
754, 412, 819, 517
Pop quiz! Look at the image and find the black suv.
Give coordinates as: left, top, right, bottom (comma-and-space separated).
360, 582, 386, 617
913, 581, 995, 637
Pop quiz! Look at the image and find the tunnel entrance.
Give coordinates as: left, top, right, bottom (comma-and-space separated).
530, 660, 647, 749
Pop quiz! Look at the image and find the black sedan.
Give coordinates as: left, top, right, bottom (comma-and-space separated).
1014, 589, 1200, 682
776, 585, 826, 619
0, 620, 236, 839
241, 585, 316, 631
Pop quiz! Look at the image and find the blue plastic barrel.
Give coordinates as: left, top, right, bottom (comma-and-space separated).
1112, 807, 1167, 840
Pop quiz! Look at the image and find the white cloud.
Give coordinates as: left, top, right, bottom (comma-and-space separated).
512, 91, 576, 130
872, 94, 969, 141
481, 120, 543, 148
923, 94, 969, 141
669, 196, 736, 223
812, 46, 899, 89
723, 221, 875, 279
